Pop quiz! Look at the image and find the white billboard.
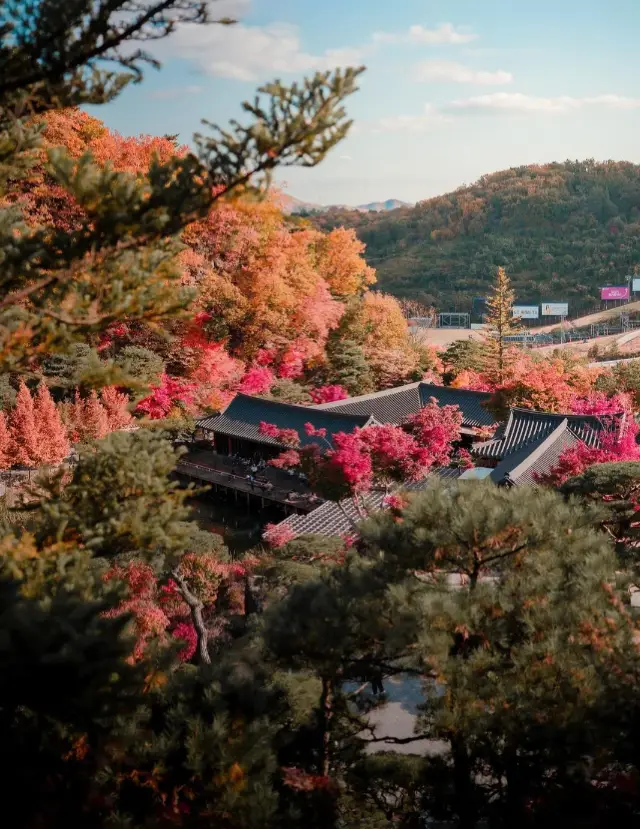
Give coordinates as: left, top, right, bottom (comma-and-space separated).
541, 302, 568, 316
633, 278, 640, 293
512, 305, 539, 319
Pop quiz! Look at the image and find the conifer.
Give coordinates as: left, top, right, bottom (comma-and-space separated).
80, 389, 109, 440
100, 386, 133, 431
483, 265, 521, 383
33, 382, 70, 464
7, 381, 39, 467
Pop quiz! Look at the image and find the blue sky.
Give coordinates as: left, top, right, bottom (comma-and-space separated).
89, 0, 640, 205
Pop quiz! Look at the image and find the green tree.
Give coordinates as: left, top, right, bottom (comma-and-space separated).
560, 461, 640, 575
358, 481, 636, 828
114, 344, 166, 389
325, 338, 374, 395
42, 343, 101, 397
482, 266, 521, 383
442, 338, 485, 382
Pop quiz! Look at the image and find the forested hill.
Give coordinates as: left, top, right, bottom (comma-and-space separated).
312, 161, 640, 313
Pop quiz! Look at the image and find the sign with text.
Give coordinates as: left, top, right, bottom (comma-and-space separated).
541, 302, 569, 316
512, 305, 539, 319
601, 286, 629, 300
633, 278, 640, 293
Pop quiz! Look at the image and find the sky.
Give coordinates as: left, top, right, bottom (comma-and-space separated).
89, 0, 640, 206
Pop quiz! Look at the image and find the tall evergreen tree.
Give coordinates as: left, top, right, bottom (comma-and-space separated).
483, 266, 521, 383
33, 382, 70, 463
7, 380, 39, 466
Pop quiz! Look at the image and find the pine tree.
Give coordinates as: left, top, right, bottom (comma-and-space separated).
33, 382, 70, 464
7, 381, 39, 466
483, 266, 521, 383
325, 338, 374, 395
357, 480, 637, 826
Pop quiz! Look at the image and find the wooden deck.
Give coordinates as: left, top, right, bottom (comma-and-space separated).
175, 459, 322, 514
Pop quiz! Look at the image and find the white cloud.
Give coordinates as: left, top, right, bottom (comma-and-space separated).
373, 23, 477, 46
339, 154, 353, 161
451, 92, 640, 113
413, 59, 512, 85
373, 104, 451, 133
150, 84, 202, 99
156, 20, 365, 81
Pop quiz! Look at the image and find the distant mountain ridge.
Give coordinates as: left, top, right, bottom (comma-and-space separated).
309, 160, 640, 315
277, 193, 412, 215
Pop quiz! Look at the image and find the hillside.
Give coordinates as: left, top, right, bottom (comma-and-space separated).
312, 160, 640, 314
277, 192, 411, 215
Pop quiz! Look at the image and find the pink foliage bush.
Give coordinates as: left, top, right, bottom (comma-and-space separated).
238, 366, 275, 395
263, 522, 296, 548
171, 622, 198, 662
309, 385, 349, 404
136, 374, 197, 419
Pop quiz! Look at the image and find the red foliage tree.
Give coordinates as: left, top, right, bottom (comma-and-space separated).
309, 385, 349, 404
7, 381, 40, 466
136, 374, 197, 419
539, 408, 640, 486
405, 398, 463, 468
237, 366, 275, 396
33, 382, 70, 464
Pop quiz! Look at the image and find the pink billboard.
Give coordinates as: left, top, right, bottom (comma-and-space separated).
601, 286, 629, 300
600, 287, 629, 299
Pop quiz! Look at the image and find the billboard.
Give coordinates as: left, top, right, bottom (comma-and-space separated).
601, 286, 629, 300
541, 302, 569, 316
512, 305, 539, 319
633, 278, 640, 293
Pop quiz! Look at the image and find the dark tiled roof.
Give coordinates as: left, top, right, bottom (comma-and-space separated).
196, 394, 373, 448
489, 420, 582, 486
314, 382, 497, 429
313, 382, 423, 424
472, 408, 623, 461
278, 467, 464, 538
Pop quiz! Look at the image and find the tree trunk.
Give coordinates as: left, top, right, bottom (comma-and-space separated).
171, 569, 211, 665
451, 735, 477, 829
320, 677, 334, 778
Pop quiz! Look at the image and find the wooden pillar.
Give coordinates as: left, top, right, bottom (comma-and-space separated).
227, 435, 232, 455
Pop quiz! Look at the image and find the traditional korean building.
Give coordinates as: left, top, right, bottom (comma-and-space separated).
314, 381, 498, 438
195, 393, 376, 458
472, 408, 624, 466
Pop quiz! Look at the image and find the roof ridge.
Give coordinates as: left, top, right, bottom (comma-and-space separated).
313, 382, 422, 409
224, 393, 371, 422
420, 383, 491, 399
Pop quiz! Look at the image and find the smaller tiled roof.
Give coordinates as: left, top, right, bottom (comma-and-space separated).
489, 420, 582, 486
472, 408, 623, 461
278, 467, 464, 538
196, 394, 374, 449
314, 381, 498, 430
